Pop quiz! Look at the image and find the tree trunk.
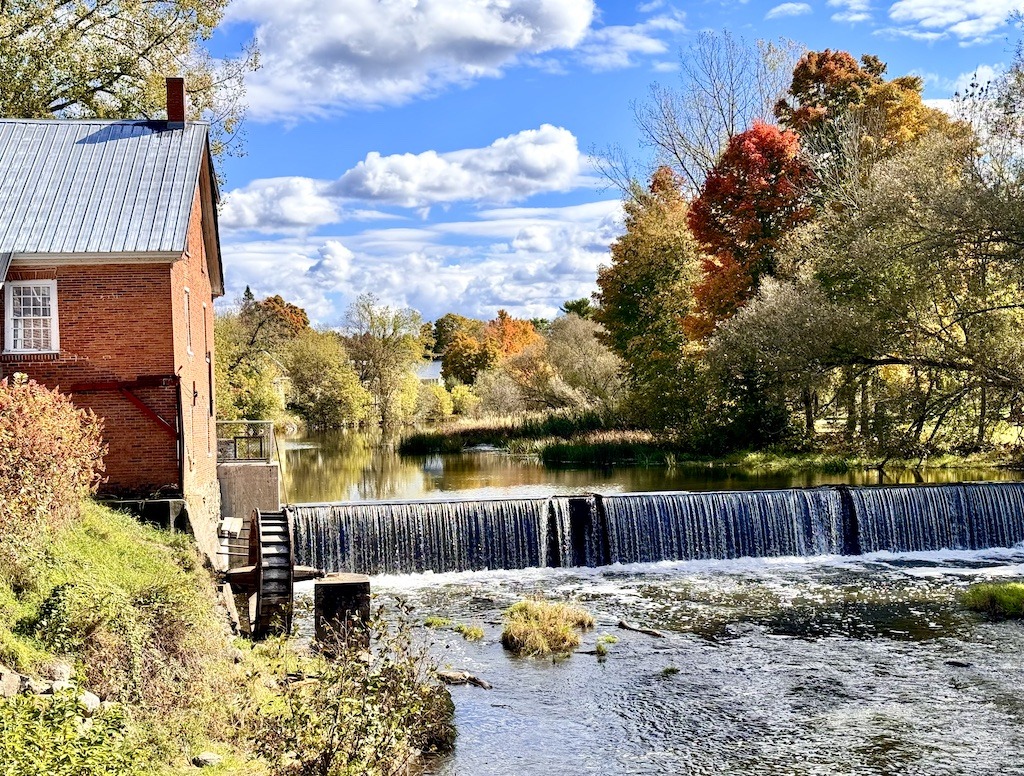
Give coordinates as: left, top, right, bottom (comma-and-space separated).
859, 375, 870, 438
844, 366, 857, 438
976, 383, 988, 449
802, 384, 814, 438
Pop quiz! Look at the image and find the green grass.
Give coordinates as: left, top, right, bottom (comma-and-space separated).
452, 623, 484, 641
424, 616, 452, 628
1, 502, 454, 775
0, 502, 250, 772
962, 582, 1024, 619
500, 599, 595, 657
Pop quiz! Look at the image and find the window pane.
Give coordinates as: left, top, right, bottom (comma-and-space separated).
9, 284, 54, 351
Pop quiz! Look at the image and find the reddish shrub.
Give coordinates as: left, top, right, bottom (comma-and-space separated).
0, 375, 106, 569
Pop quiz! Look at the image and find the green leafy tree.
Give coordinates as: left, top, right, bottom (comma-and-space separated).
286, 330, 372, 430
595, 167, 702, 429
560, 298, 595, 319
430, 313, 484, 357
415, 383, 454, 422
345, 295, 427, 425
0, 0, 257, 157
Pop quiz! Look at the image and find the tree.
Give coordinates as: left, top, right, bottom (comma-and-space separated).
484, 310, 542, 357
627, 31, 802, 193
560, 298, 595, 319
415, 383, 454, 423
789, 127, 1024, 456
430, 313, 484, 357
285, 330, 371, 430
0, 0, 257, 157
441, 332, 499, 386
545, 314, 624, 413
345, 295, 427, 425
777, 50, 958, 185
775, 50, 885, 133
685, 121, 816, 338
595, 167, 702, 428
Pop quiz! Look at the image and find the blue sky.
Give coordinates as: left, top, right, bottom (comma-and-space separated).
210, 0, 1022, 325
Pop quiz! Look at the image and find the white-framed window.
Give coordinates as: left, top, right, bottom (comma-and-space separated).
4, 280, 59, 354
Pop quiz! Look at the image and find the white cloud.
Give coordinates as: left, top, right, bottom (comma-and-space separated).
219, 177, 339, 233
220, 126, 588, 233
228, 0, 596, 119
221, 201, 624, 323
829, 0, 872, 23
334, 124, 584, 206
886, 0, 1023, 44
765, 3, 813, 20
576, 13, 686, 71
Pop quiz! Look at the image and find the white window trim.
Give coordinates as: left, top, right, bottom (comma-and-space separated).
4, 279, 59, 355
184, 286, 193, 356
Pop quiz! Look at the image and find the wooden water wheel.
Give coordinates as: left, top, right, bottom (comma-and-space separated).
224, 508, 322, 639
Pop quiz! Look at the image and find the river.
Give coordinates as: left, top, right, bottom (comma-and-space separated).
286, 429, 1024, 775
278, 429, 1024, 504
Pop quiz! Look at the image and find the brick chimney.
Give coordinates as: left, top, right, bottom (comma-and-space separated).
166, 78, 185, 129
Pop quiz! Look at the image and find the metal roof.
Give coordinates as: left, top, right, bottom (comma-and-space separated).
0, 119, 209, 256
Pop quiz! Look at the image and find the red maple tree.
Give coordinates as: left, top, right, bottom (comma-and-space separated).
685, 120, 816, 339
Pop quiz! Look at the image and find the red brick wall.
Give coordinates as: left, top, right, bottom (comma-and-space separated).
0, 263, 180, 494
1, 183, 223, 562
171, 185, 219, 519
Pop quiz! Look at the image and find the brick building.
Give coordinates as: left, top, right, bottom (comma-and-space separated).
0, 85, 224, 555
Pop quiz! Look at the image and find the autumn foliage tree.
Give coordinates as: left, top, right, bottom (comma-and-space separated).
685, 121, 816, 339
776, 50, 956, 171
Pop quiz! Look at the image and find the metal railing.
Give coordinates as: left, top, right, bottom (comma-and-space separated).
217, 420, 277, 463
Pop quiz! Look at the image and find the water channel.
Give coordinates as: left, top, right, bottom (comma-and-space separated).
287, 430, 1024, 775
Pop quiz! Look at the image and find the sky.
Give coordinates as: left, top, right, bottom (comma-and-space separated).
208, 0, 1024, 326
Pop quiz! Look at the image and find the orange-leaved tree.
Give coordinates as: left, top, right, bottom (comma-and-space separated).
685, 120, 816, 339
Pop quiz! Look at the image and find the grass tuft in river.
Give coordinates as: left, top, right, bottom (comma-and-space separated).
453, 623, 485, 641
501, 599, 595, 657
962, 581, 1024, 619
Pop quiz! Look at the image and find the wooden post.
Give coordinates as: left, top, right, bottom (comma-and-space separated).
314, 574, 371, 648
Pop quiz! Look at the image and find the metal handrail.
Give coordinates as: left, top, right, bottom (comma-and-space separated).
217, 420, 277, 463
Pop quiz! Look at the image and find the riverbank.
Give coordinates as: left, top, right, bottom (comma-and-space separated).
0, 502, 453, 774
398, 416, 1021, 474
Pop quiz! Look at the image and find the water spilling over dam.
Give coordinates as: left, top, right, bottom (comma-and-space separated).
291, 482, 1024, 575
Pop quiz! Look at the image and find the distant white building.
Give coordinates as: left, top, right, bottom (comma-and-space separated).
416, 360, 444, 385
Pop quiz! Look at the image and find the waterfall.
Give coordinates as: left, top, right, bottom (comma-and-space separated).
600, 489, 845, 564
292, 497, 552, 575
290, 482, 1024, 574
853, 482, 1024, 553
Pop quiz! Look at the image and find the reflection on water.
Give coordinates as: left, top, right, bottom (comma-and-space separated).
279, 428, 1024, 504
291, 550, 1024, 776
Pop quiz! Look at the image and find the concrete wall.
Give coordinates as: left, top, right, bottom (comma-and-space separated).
218, 462, 281, 523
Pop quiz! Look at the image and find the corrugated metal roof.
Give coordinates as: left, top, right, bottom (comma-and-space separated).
0, 119, 209, 255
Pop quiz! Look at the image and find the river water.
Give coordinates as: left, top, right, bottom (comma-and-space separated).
286, 430, 1024, 775
294, 550, 1024, 776
279, 429, 1024, 504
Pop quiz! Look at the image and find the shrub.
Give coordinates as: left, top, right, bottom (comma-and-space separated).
450, 383, 481, 416
501, 599, 594, 657
0, 691, 149, 775
0, 376, 105, 577
249, 604, 455, 776
962, 582, 1024, 619
416, 383, 454, 423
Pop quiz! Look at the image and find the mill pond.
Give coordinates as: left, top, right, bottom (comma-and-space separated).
287, 430, 1024, 775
